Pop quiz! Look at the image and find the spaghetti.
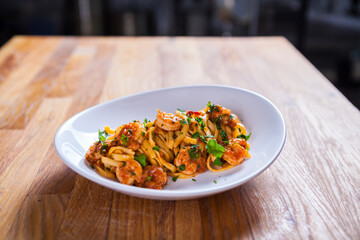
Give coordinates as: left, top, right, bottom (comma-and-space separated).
85, 102, 251, 189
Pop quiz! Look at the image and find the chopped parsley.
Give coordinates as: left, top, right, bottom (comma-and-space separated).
230, 114, 234, 120
143, 118, 149, 130
98, 129, 108, 153
172, 175, 179, 182
214, 180, 217, 184
134, 154, 147, 167
187, 117, 192, 125
141, 132, 145, 137
195, 117, 205, 131
121, 134, 129, 145
180, 119, 187, 126
213, 158, 222, 166
98, 129, 108, 143
206, 139, 225, 159
238, 132, 252, 141
192, 179, 196, 182
220, 130, 227, 140
179, 164, 185, 171
188, 145, 199, 159
146, 176, 152, 182
192, 132, 200, 139
177, 108, 185, 114
153, 146, 160, 151
215, 119, 221, 130
90, 164, 95, 169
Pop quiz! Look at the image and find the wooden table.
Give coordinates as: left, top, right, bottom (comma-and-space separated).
0, 36, 359, 239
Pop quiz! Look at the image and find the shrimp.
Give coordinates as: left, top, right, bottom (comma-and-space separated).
208, 104, 238, 128
136, 166, 168, 189
111, 121, 145, 150
222, 138, 247, 165
174, 147, 198, 175
85, 142, 103, 164
155, 109, 182, 131
116, 159, 143, 185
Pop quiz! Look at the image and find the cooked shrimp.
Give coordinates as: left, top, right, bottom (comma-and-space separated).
196, 157, 207, 173
222, 138, 247, 165
174, 147, 198, 175
85, 142, 103, 164
208, 104, 238, 128
116, 160, 143, 185
137, 166, 168, 189
155, 109, 182, 131
112, 121, 145, 150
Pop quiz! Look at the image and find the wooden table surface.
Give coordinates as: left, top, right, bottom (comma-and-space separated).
0, 36, 359, 240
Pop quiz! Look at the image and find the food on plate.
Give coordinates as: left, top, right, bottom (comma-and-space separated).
85, 102, 251, 189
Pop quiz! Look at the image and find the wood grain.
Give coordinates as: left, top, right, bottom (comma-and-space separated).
0, 36, 359, 240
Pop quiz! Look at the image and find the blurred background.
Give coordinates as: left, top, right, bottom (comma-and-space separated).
1, 0, 359, 109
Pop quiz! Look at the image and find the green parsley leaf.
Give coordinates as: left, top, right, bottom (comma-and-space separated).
121, 134, 129, 145
238, 132, 252, 141
134, 154, 147, 167
195, 117, 205, 131
90, 164, 95, 169
172, 175, 179, 182
215, 119, 221, 130
143, 118, 149, 130
192, 132, 200, 138
141, 132, 145, 137
179, 164, 185, 171
220, 130, 227, 140
146, 176, 152, 182
188, 145, 199, 159
177, 108, 185, 114
230, 114, 234, 120
214, 180, 217, 184
187, 117, 192, 125
98, 129, 108, 144
213, 158, 222, 166
153, 146, 160, 151
206, 139, 225, 159
192, 179, 196, 182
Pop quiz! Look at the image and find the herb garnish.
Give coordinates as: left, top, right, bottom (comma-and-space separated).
206, 139, 225, 159
179, 164, 185, 171
213, 158, 222, 166
172, 176, 179, 182
90, 164, 95, 169
146, 176, 152, 182
195, 117, 205, 131
98, 129, 108, 153
192, 179, 196, 182
153, 146, 160, 151
238, 132, 252, 141
134, 154, 147, 167
187, 117, 192, 125
220, 130, 227, 140
188, 145, 199, 159
143, 118, 149, 130
121, 134, 129, 145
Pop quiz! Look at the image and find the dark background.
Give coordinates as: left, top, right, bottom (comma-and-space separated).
1, 0, 360, 109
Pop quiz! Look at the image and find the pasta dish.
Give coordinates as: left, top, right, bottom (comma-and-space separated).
85, 102, 251, 189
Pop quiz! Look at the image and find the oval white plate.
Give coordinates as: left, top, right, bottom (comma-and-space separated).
55, 85, 286, 200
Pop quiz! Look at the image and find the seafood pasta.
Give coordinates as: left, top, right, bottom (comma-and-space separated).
85, 102, 251, 189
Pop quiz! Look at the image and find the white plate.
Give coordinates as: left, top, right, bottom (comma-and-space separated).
54, 85, 286, 200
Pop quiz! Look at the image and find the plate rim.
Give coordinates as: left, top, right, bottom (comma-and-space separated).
54, 84, 286, 200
